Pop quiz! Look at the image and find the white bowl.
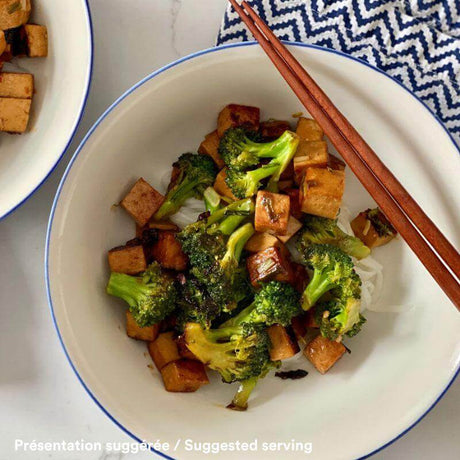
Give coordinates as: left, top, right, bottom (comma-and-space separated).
46, 43, 460, 459
0, 0, 92, 219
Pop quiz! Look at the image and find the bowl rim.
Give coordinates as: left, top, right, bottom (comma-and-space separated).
0, 0, 94, 221
45, 40, 460, 460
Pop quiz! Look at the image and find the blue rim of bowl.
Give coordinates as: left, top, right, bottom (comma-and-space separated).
45, 41, 460, 460
0, 0, 94, 221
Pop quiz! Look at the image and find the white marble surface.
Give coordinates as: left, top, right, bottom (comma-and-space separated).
0, 1, 458, 458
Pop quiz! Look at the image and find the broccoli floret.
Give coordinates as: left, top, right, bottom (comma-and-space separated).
179, 200, 255, 311
315, 298, 366, 341
300, 244, 361, 310
184, 322, 271, 383
176, 277, 221, 330
298, 215, 370, 260
224, 131, 299, 198
106, 262, 177, 327
220, 281, 301, 328
219, 128, 298, 171
154, 153, 217, 220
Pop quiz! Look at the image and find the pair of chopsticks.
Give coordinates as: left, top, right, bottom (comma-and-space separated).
229, 0, 460, 310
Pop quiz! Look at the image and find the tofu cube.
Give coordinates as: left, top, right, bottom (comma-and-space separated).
160, 359, 209, 392
198, 130, 224, 169
0, 72, 33, 98
255, 191, 290, 235
304, 334, 346, 374
126, 311, 160, 341
121, 178, 165, 227
23, 24, 48, 57
217, 104, 260, 137
151, 231, 188, 271
148, 332, 181, 371
213, 168, 237, 201
300, 167, 345, 219
351, 209, 396, 248
328, 153, 346, 171
247, 246, 293, 287
108, 244, 147, 274
267, 324, 300, 360
296, 117, 324, 141
0, 97, 31, 133
0, 0, 31, 30
283, 188, 302, 219
294, 140, 328, 183
260, 120, 291, 139
276, 216, 302, 244
244, 232, 281, 253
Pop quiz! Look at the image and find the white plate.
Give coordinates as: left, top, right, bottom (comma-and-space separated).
46, 43, 460, 460
0, 0, 92, 219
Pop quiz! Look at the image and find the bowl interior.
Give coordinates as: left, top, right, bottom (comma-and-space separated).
47, 44, 460, 459
0, 0, 91, 218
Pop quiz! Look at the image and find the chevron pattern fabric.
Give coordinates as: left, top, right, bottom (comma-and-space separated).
217, 1, 460, 146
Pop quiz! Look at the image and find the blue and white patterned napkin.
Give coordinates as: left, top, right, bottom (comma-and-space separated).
217, 1, 460, 146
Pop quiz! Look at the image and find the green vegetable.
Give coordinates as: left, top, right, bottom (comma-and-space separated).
106, 262, 177, 327
220, 281, 301, 328
154, 153, 217, 220
300, 244, 361, 310
222, 129, 299, 198
298, 215, 370, 260
315, 298, 366, 341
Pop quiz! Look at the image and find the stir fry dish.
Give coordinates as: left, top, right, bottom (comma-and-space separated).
106, 104, 397, 410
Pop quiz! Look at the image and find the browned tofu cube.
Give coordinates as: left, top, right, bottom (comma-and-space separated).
198, 130, 225, 169
0, 31, 6, 56
244, 232, 281, 253
126, 311, 160, 341
304, 334, 346, 374
277, 216, 302, 243
296, 117, 324, 141
0, 97, 31, 133
300, 167, 345, 219
0, 0, 31, 30
328, 153, 346, 171
268, 324, 300, 360
217, 104, 260, 137
148, 332, 181, 371
160, 359, 209, 392
255, 191, 290, 235
24, 24, 48, 57
108, 244, 147, 275
351, 208, 397, 248
0, 72, 33, 98
260, 120, 291, 139
121, 178, 165, 227
247, 246, 294, 287
213, 168, 237, 201
151, 231, 188, 271
294, 140, 329, 184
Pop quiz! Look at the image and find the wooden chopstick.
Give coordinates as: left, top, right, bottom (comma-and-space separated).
229, 0, 460, 310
